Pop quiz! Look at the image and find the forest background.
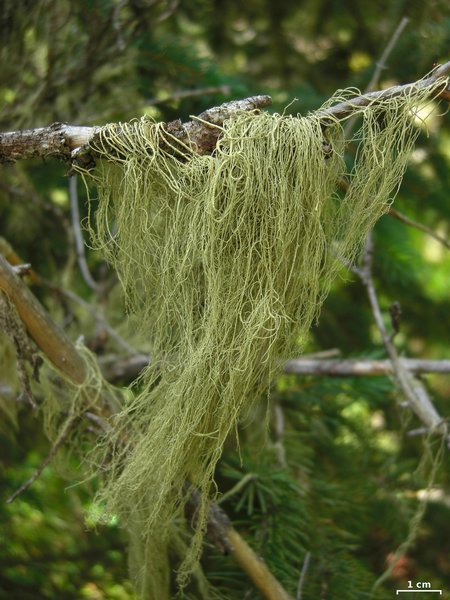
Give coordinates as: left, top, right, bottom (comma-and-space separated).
1, 1, 450, 599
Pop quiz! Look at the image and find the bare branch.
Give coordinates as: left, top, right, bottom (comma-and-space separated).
0, 255, 87, 385
0, 123, 95, 163
352, 234, 448, 443
344, 16, 409, 136
366, 17, 410, 93
227, 527, 294, 600
69, 176, 101, 294
284, 357, 450, 376
6, 415, 80, 504
296, 552, 311, 600
389, 207, 450, 251
318, 60, 450, 123
99, 352, 450, 383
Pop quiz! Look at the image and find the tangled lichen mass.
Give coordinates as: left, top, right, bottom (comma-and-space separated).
79, 80, 444, 596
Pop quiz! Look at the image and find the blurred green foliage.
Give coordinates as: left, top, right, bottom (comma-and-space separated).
1, 1, 450, 598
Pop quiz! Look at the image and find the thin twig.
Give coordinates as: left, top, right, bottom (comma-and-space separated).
389, 207, 450, 251
284, 357, 450, 376
352, 234, 448, 444
99, 352, 450, 383
49, 281, 140, 356
273, 403, 287, 468
344, 16, 409, 136
296, 552, 311, 600
69, 176, 101, 294
366, 17, 410, 92
6, 416, 80, 503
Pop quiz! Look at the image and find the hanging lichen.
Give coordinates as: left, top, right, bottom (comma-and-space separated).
38, 341, 118, 475
79, 79, 445, 595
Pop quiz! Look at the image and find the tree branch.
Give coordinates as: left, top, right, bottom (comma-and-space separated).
69, 175, 101, 293
1, 59, 450, 163
6, 415, 80, 504
317, 60, 450, 123
351, 234, 449, 444
365, 17, 410, 93
283, 357, 450, 376
0, 96, 272, 163
344, 16, 409, 137
388, 207, 450, 251
227, 527, 293, 600
0, 255, 87, 384
99, 352, 450, 383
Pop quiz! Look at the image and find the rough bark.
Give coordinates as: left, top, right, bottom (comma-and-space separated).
0, 96, 272, 164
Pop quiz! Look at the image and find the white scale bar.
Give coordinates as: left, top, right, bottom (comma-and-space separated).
396, 591, 442, 595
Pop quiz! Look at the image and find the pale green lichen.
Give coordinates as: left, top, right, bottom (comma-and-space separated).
79, 79, 444, 596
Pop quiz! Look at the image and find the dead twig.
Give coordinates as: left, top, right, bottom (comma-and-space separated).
351, 233, 448, 445
366, 17, 410, 92
69, 176, 101, 294
344, 16, 410, 136
6, 415, 80, 504
100, 352, 450, 383
388, 207, 450, 251
296, 552, 311, 600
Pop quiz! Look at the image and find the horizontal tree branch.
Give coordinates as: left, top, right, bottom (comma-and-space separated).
1, 59, 449, 164
0, 124, 95, 163
99, 353, 450, 382
283, 357, 450, 376
317, 59, 450, 122
0, 96, 272, 163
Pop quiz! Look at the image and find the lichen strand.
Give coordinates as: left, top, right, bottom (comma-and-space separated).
80, 79, 444, 596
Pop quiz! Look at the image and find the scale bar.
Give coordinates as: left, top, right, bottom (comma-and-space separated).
396, 591, 442, 595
